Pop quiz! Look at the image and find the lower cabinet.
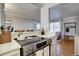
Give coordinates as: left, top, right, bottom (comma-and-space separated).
36, 46, 49, 56
36, 49, 43, 56
43, 46, 49, 56
1, 49, 20, 56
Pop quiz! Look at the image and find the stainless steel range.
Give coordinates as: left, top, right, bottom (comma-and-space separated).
16, 37, 52, 56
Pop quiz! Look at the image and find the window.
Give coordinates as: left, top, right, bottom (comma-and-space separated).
50, 21, 60, 32
35, 23, 40, 31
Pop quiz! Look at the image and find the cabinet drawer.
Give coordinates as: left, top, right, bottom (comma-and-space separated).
1, 49, 20, 56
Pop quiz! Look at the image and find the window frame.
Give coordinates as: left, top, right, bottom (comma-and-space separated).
49, 21, 61, 32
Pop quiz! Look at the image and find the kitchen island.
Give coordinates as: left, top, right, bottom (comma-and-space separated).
14, 31, 56, 56
16, 37, 52, 56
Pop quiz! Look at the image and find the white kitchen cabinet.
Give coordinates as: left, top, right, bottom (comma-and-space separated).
44, 45, 57, 56
36, 49, 43, 56
36, 46, 49, 56
43, 46, 49, 56
1, 49, 20, 56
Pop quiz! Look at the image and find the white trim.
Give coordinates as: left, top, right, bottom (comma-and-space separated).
62, 16, 79, 20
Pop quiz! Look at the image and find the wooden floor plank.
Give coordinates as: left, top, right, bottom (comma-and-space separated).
56, 39, 74, 56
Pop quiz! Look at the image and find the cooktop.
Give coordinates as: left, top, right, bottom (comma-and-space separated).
16, 37, 47, 46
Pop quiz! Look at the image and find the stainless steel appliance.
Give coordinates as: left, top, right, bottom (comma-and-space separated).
16, 37, 51, 56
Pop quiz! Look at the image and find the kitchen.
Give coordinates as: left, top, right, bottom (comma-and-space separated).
0, 3, 57, 56
1, 3, 79, 56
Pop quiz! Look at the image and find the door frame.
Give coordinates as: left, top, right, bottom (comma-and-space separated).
64, 22, 76, 37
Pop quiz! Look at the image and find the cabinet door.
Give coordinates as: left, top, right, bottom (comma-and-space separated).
36, 49, 43, 56
44, 46, 49, 56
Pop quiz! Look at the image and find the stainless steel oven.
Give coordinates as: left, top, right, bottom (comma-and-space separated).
16, 37, 51, 56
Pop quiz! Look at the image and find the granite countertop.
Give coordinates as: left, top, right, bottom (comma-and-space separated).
0, 39, 21, 55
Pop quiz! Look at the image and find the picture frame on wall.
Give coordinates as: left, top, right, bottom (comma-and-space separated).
6, 17, 11, 23
5, 17, 12, 27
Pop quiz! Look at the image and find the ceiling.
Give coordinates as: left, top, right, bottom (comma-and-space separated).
5, 3, 44, 21
50, 3, 79, 20
5, 3, 79, 21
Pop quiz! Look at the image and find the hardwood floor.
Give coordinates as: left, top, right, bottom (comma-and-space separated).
56, 38, 74, 56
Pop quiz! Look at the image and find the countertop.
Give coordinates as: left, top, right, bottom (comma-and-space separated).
37, 33, 55, 38
16, 37, 50, 46
0, 39, 21, 55
0, 32, 56, 56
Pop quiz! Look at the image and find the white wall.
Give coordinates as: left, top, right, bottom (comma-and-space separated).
76, 17, 79, 36
41, 6, 49, 33
0, 3, 5, 34
41, 4, 59, 34
0, 3, 5, 27
6, 15, 38, 31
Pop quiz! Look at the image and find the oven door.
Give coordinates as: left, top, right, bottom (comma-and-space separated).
22, 45, 34, 56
